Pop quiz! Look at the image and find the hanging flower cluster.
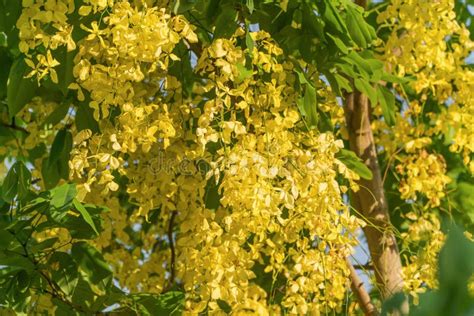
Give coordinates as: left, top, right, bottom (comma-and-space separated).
12, 1, 366, 313
8, 0, 473, 314
396, 150, 451, 208
376, 0, 474, 299
400, 212, 444, 304
377, 0, 474, 172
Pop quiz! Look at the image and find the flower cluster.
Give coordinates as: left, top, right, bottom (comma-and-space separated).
396, 150, 451, 208
376, 0, 473, 302
377, 0, 474, 172
59, 2, 363, 313
17, 0, 76, 82
11, 0, 472, 313
400, 212, 444, 304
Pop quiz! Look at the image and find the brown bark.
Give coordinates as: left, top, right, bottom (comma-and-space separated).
355, 0, 368, 7
344, 91, 407, 311
343, 2, 407, 314
347, 258, 379, 316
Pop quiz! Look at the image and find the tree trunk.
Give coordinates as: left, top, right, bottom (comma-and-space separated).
343, 2, 408, 314
344, 91, 406, 310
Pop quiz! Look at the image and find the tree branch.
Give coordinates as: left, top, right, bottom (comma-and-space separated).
347, 258, 379, 316
0, 122, 30, 134
165, 210, 178, 291
353, 263, 374, 270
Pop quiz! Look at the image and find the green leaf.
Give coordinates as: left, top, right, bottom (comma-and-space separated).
335, 61, 358, 80
0, 223, 15, 250
217, 299, 232, 313
0, 251, 35, 271
42, 100, 71, 128
325, 72, 352, 96
246, 0, 254, 13
41, 161, 60, 191
293, 9, 303, 27
294, 68, 309, 85
380, 72, 411, 84
15, 161, 31, 201
170, 0, 197, 14
205, 0, 221, 23
213, 5, 238, 39
303, 84, 318, 128
50, 183, 77, 212
245, 29, 254, 53
343, 52, 381, 80
0, 0, 21, 52
62, 207, 105, 240
27, 143, 46, 162
53, 297, 80, 316
42, 129, 73, 189
0, 32, 6, 47
358, 53, 384, 83
16, 270, 30, 293
439, 225, 474, 289
453, 182, 474, 223
172, 0, 181, 14
377, 86, 396, 126
296, 98, 306, 119
1, 162, 18, 202
75, 103, 99, 133
0, 50, 12, 99
345, 8, 367, 48
302, 3, 325, 40
71, 242, 112, 288
133, 292, 185, 316
336, 149, 373, 180
235, 63, 253, 83
70, 278, 103, 311
321, 1, 347, 35
334, 73, 352, 93
54, 47, 75, 96
403, 224, 474, 316
1, 161, 31, 202
7, 59, 38, 118
29, 237, 59, 253
345, 4, 376, 48
49, 130, 71, 165
354, 77, 377, 106
381, 292, 408, 316
294, 69, 318, 128
167, 41, 196, 97
6, 218, 33, 236
48, 252, 79, 297
327, 33, 348, 54
73, 199, 99, 235
204, 176, 221, 210
318, 109, 333, 133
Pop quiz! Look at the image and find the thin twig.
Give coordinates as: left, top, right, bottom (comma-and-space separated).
346, 258, 379, 316
353, 263, 374, 270
382, 146, 403, 186
165, 210, 178, 290
0, 122, 30, 134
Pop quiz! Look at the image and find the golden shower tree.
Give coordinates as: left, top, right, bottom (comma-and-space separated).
0, 0, 473, 314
